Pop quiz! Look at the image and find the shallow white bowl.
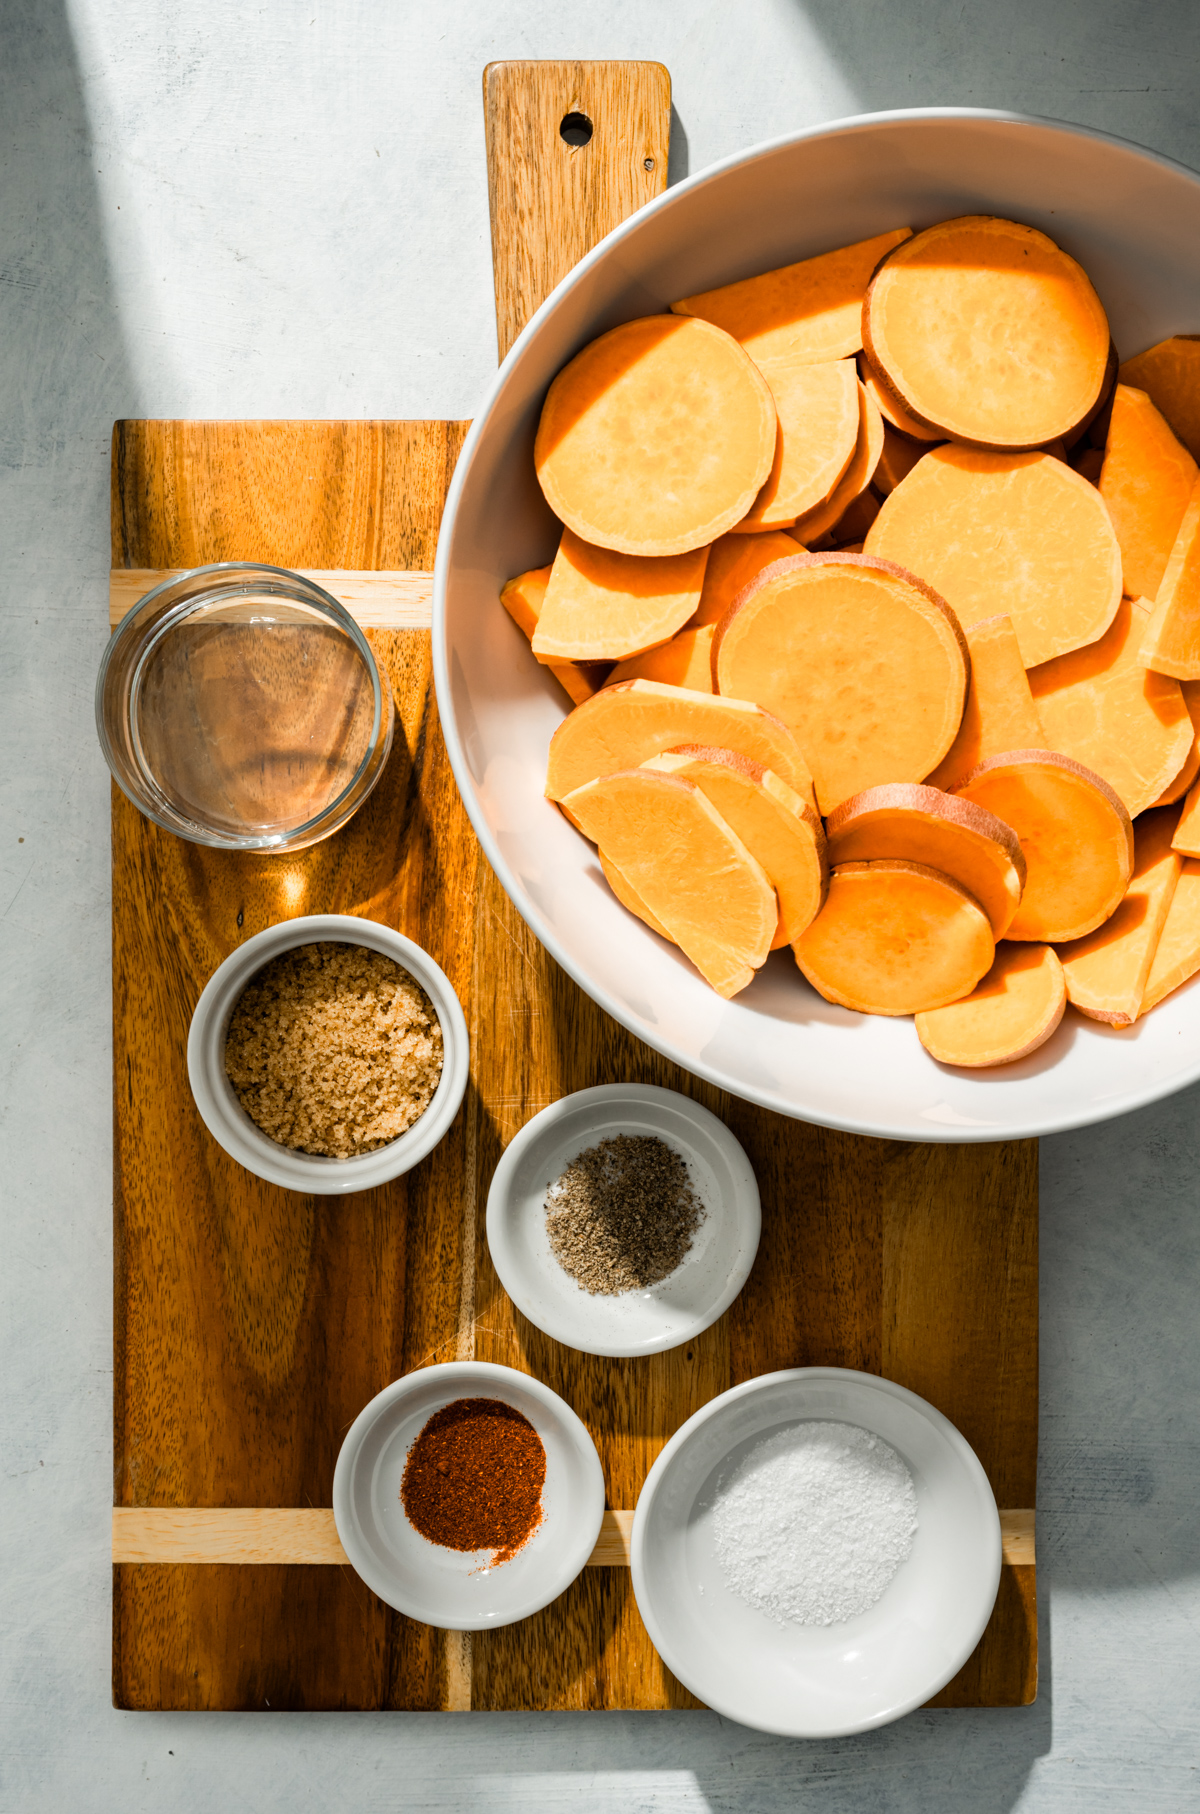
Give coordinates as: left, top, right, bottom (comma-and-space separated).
630, 1367, 1001, 1737
485, 1083, 760, 1358
332, 1361, 605, 1629
186, 913, 469, 1193
433, 108, 1200, 1142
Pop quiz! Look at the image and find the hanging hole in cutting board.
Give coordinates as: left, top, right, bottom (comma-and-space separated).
560, 112, 593, 147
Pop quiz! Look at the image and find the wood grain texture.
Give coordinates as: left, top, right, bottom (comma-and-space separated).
483, 60, 670, 359
110, 568, 434, 630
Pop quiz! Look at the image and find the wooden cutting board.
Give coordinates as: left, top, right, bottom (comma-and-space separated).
110, 60, 1037, 1713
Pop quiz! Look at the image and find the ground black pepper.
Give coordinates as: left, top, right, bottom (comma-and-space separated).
544, 1133, 704, 1295
400, 1397, 545, 1564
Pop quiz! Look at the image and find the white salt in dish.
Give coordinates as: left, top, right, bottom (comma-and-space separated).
631, 1367, 1001, 1737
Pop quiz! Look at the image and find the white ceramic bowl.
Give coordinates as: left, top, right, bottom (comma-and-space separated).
485, 1083, 760, 1358
433, 108, 1200, 1142
332, 1361, 606, 1629
630, 1367, 1001, 1736
186, 913, 469, 1193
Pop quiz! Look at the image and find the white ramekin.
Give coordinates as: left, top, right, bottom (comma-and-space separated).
186, 914, 469, 1193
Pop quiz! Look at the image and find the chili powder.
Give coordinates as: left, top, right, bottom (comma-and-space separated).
400, 1397, 546, 1564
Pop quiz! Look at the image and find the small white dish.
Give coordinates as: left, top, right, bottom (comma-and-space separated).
485, 1083, 761, 1358
186, 913, 469, 1194
631, 1367, 1001, 1737
332, 1361, 605, 1629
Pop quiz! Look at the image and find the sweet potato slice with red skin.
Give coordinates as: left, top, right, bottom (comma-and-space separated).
1028, 595, 1193, 817
606, 624, 716, 693
926, 615, 1045, 795
546, 678, 815, 808
500, 565, 611, 703
599, 848, 670, 939
731, 358, 859, 531
858, 354, 943, 442
863, 216, 1111, 450
535, 315, 777, 557
1141, 858, 1200, 1012
1099, 386, 1198, 602
956, 751, 1133, 942
691, 531, 802, 626
643, 745, 828, 946
824, 782, 1025, 938
915, 942, 1066, 1067
1056, 807, 1182, 1026
713, 552, 967, 814
794, 859, 994, 1016
1118, 336, 1200, 463
864, 442, 1123, 667
787, 382, 884, 545
1139, 479, 1200, 679
563, 768, 776, 999
533, 530, 709, 663
671, 229, 912, 367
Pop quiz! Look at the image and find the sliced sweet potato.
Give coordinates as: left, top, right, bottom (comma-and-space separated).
1118, 336, 1200, 462
863, 216, 1112, 449
671, 228, 912, 366
535, 315, 777, 557
691, 530, 802, 626
1139, 479, 1200, 678
713, 551, 967, 813
562, 768, 776, 998
793, 859, 994, 1015
873, 423, 931, 496
1056, 807, 1182, 1026
824, 487, 881, 547
858, 354, 942, 441
863, 443, 1123, 666
731, 358, 859, 531
1072, 445, 1105, 484
532, 530, 709, 663
824, 782, 1025, 938
1028, 595, 1193, 817
956, 751, 1133, 942
915, 942, 1066, 1067
1172, 768, 1200, 858
1141, 858, 1200, 1012
500, 565, 611, 703
606, 623, 716, 692
788, 382, 884, 545
926, 615, 1045, 794
1149, 678, 1200, 807
599, 848, 670, 939
546, 678, 815, 807
643, 746, 828, 945
1098, 385, 1198, 601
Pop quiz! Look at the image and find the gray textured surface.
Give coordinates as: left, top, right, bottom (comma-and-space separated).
2, 1, 1199, 1807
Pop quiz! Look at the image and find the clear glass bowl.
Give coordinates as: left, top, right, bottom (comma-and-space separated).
97, 563, 393, 851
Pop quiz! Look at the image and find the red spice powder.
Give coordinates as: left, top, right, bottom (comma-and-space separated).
400, 1397, 546, 1565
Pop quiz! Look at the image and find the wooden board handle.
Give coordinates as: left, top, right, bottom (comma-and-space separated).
483, 59, 671, 360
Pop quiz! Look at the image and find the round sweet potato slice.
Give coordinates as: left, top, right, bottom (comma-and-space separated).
712, 552, 968, 814
863, 443, 1123, 667
863, 216, 1111, 449
731, 358, 859, 532
858, 354, 943, 441
955, 750, 1133, 942
824, 782, 1025, 938
793, 859, 995, 1016
535, 315, 777, 557
915, 943, 1066, 1067
691, 530, 801, 626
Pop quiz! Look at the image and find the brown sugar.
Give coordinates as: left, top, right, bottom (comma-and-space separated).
224, 941, 443, 1157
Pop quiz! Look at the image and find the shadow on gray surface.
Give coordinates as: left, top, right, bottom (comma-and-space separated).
668, 103, 689, 186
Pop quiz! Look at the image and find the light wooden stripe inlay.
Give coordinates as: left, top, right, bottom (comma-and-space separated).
108, 568, 435, 631
113, 1505, 1034, 1567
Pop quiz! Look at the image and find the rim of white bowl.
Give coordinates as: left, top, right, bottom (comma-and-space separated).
186, 914, 469, 1193
332, 1360, 607, 1629
629, 1364, 1003, 1736
484, 1083, 761, 1358
432, 106, 1200, 1142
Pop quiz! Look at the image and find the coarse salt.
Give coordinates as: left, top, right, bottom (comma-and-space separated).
711, 1419, 918, 1626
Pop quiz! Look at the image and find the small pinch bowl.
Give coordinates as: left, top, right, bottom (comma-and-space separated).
332, 1361, 606, 1629
631, 1367, 1001, 1737
485, 1083, 761, 1357
186, 914, 469, 1194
